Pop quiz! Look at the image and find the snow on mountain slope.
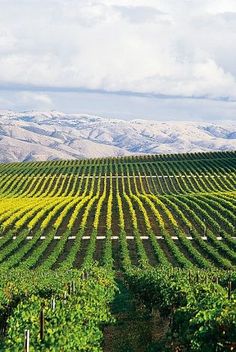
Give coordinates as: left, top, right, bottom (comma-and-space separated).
0, 110, 235, 162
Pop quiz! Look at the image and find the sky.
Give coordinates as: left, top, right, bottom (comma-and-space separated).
0, 0, 236, 121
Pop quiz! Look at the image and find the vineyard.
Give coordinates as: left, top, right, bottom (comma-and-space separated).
0, 150, 235, 351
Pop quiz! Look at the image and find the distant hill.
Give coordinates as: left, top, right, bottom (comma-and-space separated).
0, 110, 235, 162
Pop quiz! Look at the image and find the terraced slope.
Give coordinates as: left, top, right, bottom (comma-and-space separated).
0, 150, 235, 270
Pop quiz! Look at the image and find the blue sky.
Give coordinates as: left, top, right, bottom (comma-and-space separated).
0, 0, 236, 121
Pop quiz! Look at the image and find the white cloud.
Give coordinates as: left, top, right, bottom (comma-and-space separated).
18, 92, 53, 110
0, 0, 236, 108
114, 6, 166, 24
0, 89, 235, 122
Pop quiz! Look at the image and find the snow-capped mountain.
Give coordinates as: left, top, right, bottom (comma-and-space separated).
0, 110, 235, 163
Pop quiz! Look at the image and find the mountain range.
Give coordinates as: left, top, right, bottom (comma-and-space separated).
0, 110, 235, 163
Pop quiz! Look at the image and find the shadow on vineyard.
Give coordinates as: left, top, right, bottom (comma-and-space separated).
103, 275, 169, 352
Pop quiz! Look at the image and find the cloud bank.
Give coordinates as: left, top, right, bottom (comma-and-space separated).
0, 0, 236, 118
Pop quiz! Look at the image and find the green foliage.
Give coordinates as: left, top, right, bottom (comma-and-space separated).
0, 151, 235, 350
0, 266, 117, 351
126, 267, 236, 351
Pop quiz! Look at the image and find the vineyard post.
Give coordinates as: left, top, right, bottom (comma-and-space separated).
196, 271, 199, 283
72, 280, 76, 294
203, 218, 206, 237
64, 291, 67, 304
51, 296, 56, 311
24, 329, 30, 352
40, 306, 45, 341
228, 281, 232, 300
68, 282, 71, 295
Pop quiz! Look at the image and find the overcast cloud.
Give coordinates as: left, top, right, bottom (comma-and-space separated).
0, 0, 236, 120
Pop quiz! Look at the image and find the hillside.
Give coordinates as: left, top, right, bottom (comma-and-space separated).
0, 150, 235, 269
0, 151, 235, 351
0, 110, 235, 162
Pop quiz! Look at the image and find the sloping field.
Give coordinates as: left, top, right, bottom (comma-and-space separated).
0, 150, 235, 270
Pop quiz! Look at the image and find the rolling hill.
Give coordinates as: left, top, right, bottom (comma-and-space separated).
0, 110, 235, 162
0, 150, 235, 350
